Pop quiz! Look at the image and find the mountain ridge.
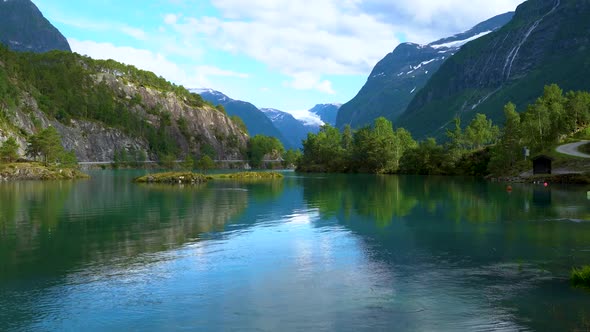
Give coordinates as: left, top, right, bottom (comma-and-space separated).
0, 0, 71, 53
260, 108, 319, 149
336, 11, 514, 129
397, 0, 590, 139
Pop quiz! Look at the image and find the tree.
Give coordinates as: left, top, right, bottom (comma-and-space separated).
247, 135, 284, 169
230, 115, 248, 134
0, 137, 19, 163
181, 154, 194, 171
300, 125, 345, 172
26, 126, 69, 166
399, 138, 448, 175
196, 155, 215, 173
464, 113, 499, 150
282, 149, 302, 168
159, 153, 176, 169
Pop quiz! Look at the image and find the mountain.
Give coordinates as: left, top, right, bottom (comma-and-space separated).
0, 46, 247, 161
336, 12, 514, 129
398, 0, 590, 139
260, 108, 320, 149
308, 104, 340, 126
196, 89, 292, 148
0, 0, 71, 53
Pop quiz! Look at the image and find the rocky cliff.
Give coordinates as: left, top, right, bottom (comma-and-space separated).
0, 49, 248, 162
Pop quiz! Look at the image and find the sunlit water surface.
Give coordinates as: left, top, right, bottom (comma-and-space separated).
1, 171, 590, 331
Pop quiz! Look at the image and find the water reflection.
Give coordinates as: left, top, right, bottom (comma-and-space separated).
302, 174, 590, 331
1, 172, 590, 331
0, 171, 251, 283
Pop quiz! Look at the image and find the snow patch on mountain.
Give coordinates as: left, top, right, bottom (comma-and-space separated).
430, 31, 493, 49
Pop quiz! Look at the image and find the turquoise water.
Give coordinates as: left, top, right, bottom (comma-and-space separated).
1, 171, 590, 331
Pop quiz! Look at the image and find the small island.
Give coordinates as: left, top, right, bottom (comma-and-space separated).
133, 171, 283, 184
0, 162, 89, 181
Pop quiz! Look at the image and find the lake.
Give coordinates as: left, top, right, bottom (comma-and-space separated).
1, 171, 590, 331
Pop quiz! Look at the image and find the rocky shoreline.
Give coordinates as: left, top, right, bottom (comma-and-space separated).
490, 173, 590, 184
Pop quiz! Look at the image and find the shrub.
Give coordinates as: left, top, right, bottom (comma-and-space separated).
571, 265, 590, 288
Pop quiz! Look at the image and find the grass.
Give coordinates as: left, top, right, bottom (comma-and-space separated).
571, 265, 590, 288
0, 162, 89, 180
133, 171, 283, 184
210, 172, 284, 180
133, 172, 209, 184
579, 142, 590, 155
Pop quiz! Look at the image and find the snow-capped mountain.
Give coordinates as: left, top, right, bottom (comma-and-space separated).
308, 104, 341, 126
336, 11, 514, 129
260, 108, 320, 149
194, 89, 291, 148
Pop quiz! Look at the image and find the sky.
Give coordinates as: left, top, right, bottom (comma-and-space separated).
32, 0, 524, 115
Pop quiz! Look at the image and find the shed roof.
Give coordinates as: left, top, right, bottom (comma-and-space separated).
532, 155, 554, 161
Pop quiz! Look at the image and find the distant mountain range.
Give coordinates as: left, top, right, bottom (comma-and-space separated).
0, 0, 71, 53
196, 88, 341, 149
260, 108, 319, 149
336, 12, 514, 129
195, 89, 293, 148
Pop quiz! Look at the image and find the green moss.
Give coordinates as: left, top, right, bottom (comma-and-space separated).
571, 266, 590, 288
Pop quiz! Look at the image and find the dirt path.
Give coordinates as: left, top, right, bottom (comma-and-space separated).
556, 140, 590, 158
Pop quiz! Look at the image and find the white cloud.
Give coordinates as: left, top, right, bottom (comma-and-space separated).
52, 16, 149, 41
120, 27, 147, 41
361, 0, 523, 38
164, 0, 523, 95
164, 13, 179, 25
195, 65, 250, 79
69, 39, 247, 91
284, 73, 335, 94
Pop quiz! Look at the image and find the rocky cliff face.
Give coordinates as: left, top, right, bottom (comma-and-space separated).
399, 0, 590, 139
336, 12, 514, 129
0, 0, 71, 53
0, 72, 248, 162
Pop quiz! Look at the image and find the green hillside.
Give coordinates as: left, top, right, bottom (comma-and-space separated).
0, 44, 248, 161
398, 0, 590, 139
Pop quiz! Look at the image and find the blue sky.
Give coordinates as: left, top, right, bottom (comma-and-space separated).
32, 0, 524, 115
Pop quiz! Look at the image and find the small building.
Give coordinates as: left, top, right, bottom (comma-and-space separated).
532, 155, 553, 175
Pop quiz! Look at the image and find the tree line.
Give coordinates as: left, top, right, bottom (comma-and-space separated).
298, 84, 590, 176
0, 126, 78, 167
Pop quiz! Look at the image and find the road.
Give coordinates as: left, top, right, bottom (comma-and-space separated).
555, 140, 590, 158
